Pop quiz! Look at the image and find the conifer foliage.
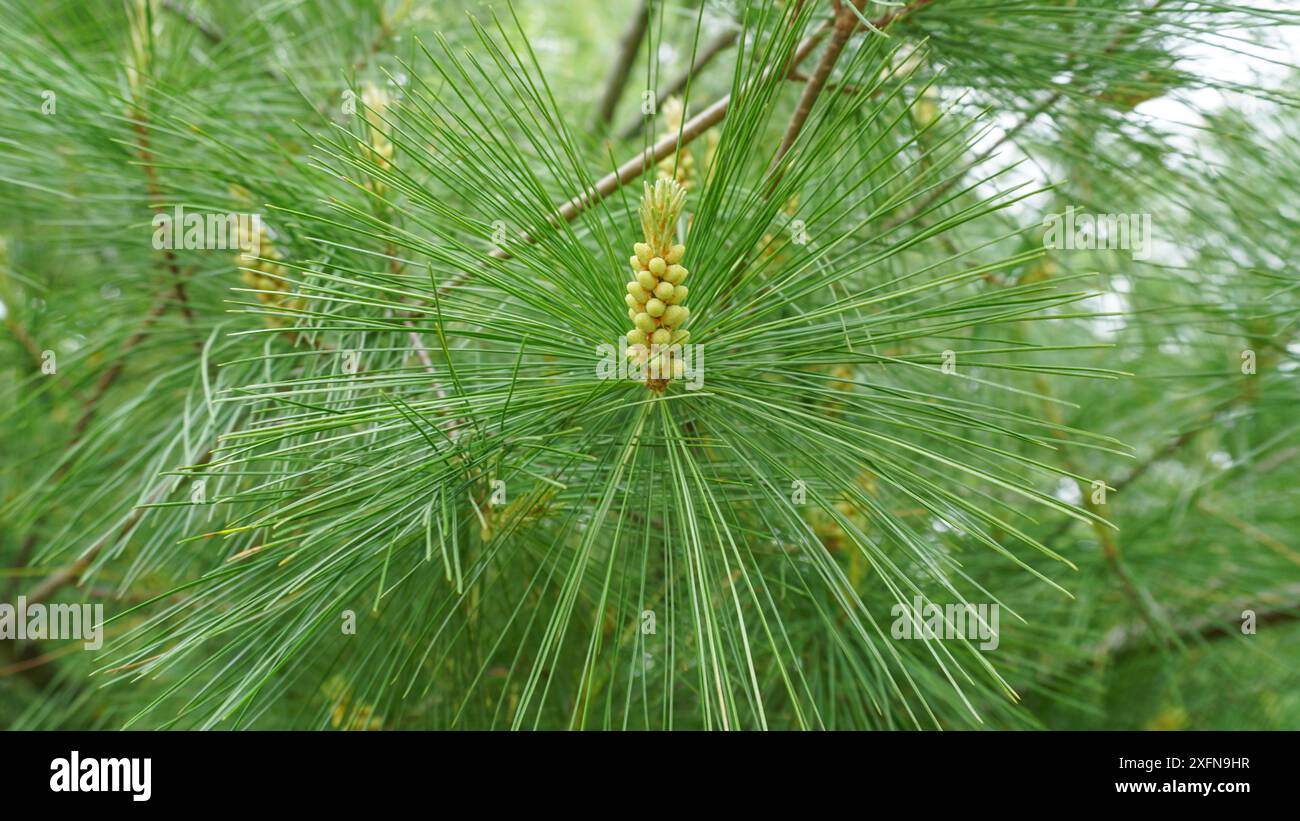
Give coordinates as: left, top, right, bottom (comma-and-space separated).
1, 0, 1298, 730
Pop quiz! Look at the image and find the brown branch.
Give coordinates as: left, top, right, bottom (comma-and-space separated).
68, 293, 170, 443
160, 0, 224, 44
616, 29, 739, 139
130, 116, 196, 325
786, 70, 863, 96
1029, 371, 1163, 639
3, 311, 46, 371
1092, 584, 1300, 660
0, 641, 83, 682
3, 290, 173, 603
24, 447, 216, 608
2, 271, 74, 396
769, 3, 859, 176
1039, 389, 1248, 550
708, 0, 934, 305
471, 23, 832, 276
1112, 423, 1201, 494
3, 444, 212, 689
770, 0, 934, 180
553, 92, 731, 225
594, 0, 651, 129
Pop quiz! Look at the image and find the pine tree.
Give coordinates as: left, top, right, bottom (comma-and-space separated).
1, 0, 1297, 730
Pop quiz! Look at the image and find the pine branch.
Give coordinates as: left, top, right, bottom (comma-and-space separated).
160, 0, 223, 44
129, 115, 196, 325
880, 91, 1059, 234
769, 1, 858, 175
67, 293, 170, 443
594, 0, 651, 129
1030, 368, 1164, 636
883, 0, 1177, 235
1093, 584, 1300, 660
785, 70, 865, 96
4, 442, 211, 689
4, 0, 1296, 730
1040, 386, 1256, 551
23, 445, 216, 608
474, 21, 833, 270
616, 29, 739, 139
771, 0, 934, 177
2, 291, 171, 602
3, 310, 46, 373
709, 0, 936, 305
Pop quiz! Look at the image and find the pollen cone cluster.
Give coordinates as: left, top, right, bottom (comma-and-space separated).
323, 676, 384, 731
656, 98, 695, 189
655, 97, 719, 193
625, 179, 691, 389
235, 221, 303, 325
360, 83, 394, 197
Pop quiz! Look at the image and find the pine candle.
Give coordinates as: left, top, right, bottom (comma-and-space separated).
625, 179, 691, 390
656, 97, 695, 190
361, 83, 394, 197
235, 222, 304, 325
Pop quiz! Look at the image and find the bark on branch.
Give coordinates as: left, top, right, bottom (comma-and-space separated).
594, 0, 651, 129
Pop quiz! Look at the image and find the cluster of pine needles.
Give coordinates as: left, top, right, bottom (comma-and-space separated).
0, 0, 1298, 730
